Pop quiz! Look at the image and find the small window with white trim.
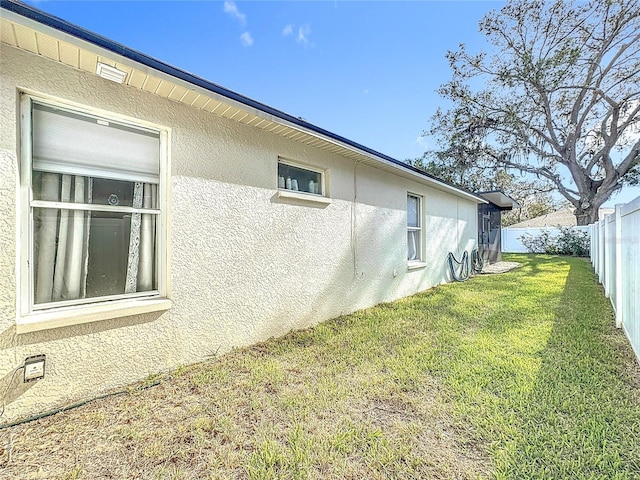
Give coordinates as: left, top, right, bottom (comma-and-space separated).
278, 159, 325, 196
20, 95, 169, 318
407, 193, 423, 262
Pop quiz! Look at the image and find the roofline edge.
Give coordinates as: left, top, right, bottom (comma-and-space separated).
1, 0, 486, 204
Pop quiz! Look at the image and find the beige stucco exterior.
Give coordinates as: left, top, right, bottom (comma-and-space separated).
1, 36, 479, 422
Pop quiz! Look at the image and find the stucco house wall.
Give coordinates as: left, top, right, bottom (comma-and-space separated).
0, 36, 478, 421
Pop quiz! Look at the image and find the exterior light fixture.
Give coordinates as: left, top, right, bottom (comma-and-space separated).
95, 62, 127, 84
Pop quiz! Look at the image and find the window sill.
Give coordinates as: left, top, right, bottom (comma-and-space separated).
17, 297, 172, 334
275, 189, 331, 206
407, 261, 427, 271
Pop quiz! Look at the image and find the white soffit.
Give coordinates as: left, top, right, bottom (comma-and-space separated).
0, 11, 484, 204
478, 191, 521, 210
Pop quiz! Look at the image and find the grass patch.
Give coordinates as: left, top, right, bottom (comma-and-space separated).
1, 254, 638, 479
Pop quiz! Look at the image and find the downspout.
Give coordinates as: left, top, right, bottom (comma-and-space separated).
351, 160, 363, 281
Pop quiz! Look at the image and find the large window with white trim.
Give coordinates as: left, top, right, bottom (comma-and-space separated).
407, 193, 423, 262
20, 95, 168, 314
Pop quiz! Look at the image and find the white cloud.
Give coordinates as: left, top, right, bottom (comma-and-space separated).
416, 135, 428, 149
282, 24, 294, 36
240, 32, 254, 47
283, 23, 313, 47
297, 25, 311, 45
363, 89, 370, 95
224, 1, 246, 26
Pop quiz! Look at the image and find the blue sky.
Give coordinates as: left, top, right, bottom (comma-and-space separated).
23, 0, 639, 205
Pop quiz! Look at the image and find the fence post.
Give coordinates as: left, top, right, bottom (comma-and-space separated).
591, 222, 599, 268
589, 223, 593, 265
598, 219, 606, 284
614, 205, 623, 328
604, 215, 611, 297
591, 223, 598, 273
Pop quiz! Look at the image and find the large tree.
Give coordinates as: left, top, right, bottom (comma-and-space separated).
427, 0, 640, 225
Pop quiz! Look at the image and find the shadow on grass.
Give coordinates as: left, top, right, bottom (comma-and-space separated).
503, 253, 567, 279
495, 257, 640, 479
3, 255, 637, 480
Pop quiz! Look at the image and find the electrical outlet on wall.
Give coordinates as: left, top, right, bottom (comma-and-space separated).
23, 355, 46, 382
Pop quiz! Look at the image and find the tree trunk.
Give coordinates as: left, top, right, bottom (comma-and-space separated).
574, 205, 600, 225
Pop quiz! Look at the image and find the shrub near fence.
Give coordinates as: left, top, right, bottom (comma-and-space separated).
519, 226, 590, 256
590, 196, 640, 364
502, 226, 590, 255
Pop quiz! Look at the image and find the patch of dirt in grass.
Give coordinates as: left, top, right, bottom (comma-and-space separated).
363, 397, 420, 427
355, 381, 491, 479
0, 349, 491, 480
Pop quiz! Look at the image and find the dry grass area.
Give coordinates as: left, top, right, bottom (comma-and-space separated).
1, 322, 489, 479
1, 254, 639, 479
1, 343, 486, 480
1, 342, 486, 479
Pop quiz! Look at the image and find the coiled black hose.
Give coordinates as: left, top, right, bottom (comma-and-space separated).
448, 251, 470, 281
448, 249, 483, 281
471, 248, 484, 273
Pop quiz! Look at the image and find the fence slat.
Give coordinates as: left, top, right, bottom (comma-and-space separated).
590, 196, 640, 363
615, 205, 623, 329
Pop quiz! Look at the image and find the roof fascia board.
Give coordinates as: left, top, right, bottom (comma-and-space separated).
1, 0, 486, 204
258, 120, 486, 203
477, 190, 520, 209
0, 5, 268, 116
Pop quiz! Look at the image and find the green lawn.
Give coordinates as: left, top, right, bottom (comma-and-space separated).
1, 254, 639, 479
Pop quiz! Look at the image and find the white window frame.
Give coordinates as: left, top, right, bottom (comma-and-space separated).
407, 192, 425, 266
278, 158, 327, 195
17, 92, 171, 333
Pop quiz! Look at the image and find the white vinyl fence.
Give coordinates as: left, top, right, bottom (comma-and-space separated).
590, 196, 640, 363
502, 226, 589, 253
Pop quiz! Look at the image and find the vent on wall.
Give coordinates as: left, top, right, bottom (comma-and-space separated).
95, 62, 127, 84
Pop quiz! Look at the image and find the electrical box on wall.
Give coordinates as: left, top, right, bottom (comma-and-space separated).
24, 354, 46, 382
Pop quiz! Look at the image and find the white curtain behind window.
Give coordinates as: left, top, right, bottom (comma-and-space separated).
138, 184, 157, 291
31, 102, 160, 306
34, 175, 156, 304
408, 231, 419, 261
34, 174, 91, 303
125, 182, 156, 293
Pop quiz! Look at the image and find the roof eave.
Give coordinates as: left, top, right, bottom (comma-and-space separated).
477, 191, 520, 210
1, 0, 486, 204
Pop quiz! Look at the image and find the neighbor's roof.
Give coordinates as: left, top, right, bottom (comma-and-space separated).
0, 0, 486, 205
509, 207, 615, 228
